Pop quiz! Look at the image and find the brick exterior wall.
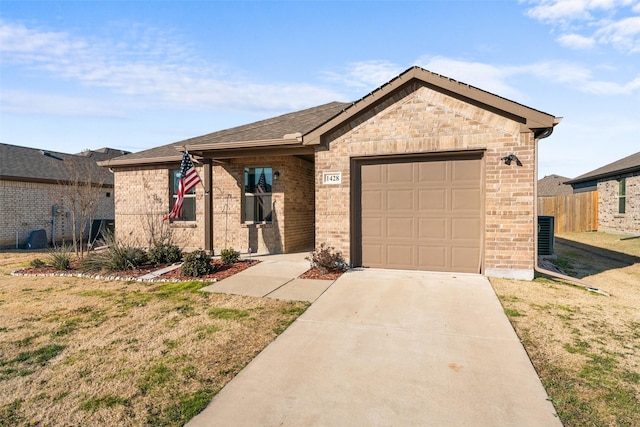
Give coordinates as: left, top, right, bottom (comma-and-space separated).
0, 179, 113, 248
113, 156, 315, 255
597, 171, 640, 234
315, 82, 536, 278
114, 165, 205, 249
211, 156, 314, 254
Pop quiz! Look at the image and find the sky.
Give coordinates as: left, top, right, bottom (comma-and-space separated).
1, 0, 639, 179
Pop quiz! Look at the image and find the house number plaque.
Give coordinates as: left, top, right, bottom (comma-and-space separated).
322, 172, 342, 185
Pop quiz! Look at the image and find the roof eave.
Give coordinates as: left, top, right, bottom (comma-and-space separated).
98, 155, 183, 168
302, 66, 559, 145
566, 165, 640, 185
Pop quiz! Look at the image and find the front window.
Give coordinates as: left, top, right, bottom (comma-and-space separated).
244, 167, 272, 222
170, 169, 196, 221
619, 178, 626, 214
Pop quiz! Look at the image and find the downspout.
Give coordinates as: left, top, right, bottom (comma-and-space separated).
533, 125, 609, 296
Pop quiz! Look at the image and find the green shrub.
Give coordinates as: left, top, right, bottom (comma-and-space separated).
306, 243, 348, 274
220, 248, 240, 265
148, 243, 182, 264
48, 246, 71, 271
29, 258, 45, 268
80, 232, 148, 272
181, 250, 213, 277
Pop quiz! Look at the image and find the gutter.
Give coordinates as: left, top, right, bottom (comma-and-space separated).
533, 123, 610, 296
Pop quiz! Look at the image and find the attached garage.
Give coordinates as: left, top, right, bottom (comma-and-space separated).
353, 152, 483, 273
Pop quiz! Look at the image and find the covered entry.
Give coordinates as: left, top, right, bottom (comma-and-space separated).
353, 152, 483, 273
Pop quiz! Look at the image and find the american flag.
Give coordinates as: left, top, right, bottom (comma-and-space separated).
163, 150, 202, 220
255, 169, 267, 210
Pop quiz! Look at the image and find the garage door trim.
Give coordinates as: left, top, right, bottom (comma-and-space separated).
350, 150, 486, 272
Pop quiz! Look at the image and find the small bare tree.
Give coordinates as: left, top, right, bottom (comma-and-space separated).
56, 157, 109, 259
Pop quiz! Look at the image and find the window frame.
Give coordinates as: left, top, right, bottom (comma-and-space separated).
243, 166, 273, 224
169, 168, 197, 221
618, 177, 626, 214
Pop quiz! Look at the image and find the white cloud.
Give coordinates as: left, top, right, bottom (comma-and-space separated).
0, 19, 345, 115
524, 0, 640, 53
0, 90, 124, 117
595, 16, 640, 52
322, 60, 403, 89
557, 33, 597, 48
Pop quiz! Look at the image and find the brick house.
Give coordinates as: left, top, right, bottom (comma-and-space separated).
566, 151, 640, 234
0, 144, 128, 248
101, 67, 561, 279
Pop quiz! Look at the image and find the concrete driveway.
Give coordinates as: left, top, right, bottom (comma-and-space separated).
188, 268, 561, 426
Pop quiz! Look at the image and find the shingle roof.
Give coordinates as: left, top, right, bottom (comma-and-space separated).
0, 144, 128, 185
537, 174, 573, 197
566, 151, 640, 185
108, 101, 350, 164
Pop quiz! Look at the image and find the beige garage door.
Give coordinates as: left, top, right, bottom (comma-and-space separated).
360, 157, 482, 273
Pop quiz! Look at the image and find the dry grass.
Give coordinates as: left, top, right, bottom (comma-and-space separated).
491, 232, 640, 427
0, 251, 308, 426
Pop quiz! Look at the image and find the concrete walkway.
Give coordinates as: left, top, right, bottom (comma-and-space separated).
188, 267, 561, 426
200, 253, 334, 303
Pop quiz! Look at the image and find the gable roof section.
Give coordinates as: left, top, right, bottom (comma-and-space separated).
566, 151, 640, 185
101, 102, 349, 167
303, 66, 561, 146
102, 66, 561, 167
0, 143, 125, 186
538, 174, 573, 197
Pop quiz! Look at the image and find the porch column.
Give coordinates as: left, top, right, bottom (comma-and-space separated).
203, 159, 213, 252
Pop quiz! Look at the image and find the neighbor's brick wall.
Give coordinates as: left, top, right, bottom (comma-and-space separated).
598, 172, 640, 234
113, 165, 205, 249
0, 179, 113, 247
315, 82, 536, 274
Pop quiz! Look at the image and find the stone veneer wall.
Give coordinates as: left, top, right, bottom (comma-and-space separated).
314, 82, 536, 279
0, 179, 113, 247
113, 165, 205, 249
598, 172, 640, 234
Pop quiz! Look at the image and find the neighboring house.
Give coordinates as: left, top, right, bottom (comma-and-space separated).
537, 174, 573, 197
101, 66, 561, 280
0, 144, 129, 248
566, 151, 640, 234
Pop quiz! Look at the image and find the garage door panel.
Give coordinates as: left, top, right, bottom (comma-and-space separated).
452, 160, 482, 182
452, 189, 481, 210
388, 217, 415, 238
451, 218, 481, 240
361, 164, 383, 183
387, 245, 415, 269
362, 190, 384, 210
387, 163, 414, 183
362, 244, 384, 267
419, 189, 447, 211
418, 218, 447, 239
418, 246, 447, 269
418, 161, 447, 182
360, 157, 482, 273
451, 247, 481, 272
388, 189, 414, 210
362, 218, 384, 238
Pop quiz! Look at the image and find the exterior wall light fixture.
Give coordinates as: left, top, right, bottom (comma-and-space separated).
501, 154, 522, 166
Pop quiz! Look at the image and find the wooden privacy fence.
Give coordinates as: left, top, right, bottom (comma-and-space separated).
537, 191, 598, 233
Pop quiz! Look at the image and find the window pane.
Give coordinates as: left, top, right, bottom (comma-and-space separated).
244, 194, 272, 222
619, 197, 626, 214
173, 170, 195, 195
619, 178, 626, 196
244, 167, 272, 193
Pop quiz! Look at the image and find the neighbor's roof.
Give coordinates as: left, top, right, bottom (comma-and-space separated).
101, 66, 561, 167
566, 151, 640, 185
538, 174, 574, 197
0, 143, 128, 186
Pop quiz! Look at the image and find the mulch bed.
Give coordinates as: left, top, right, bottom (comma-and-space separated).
13, 259, 260, 283
298, 267, 346, 280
